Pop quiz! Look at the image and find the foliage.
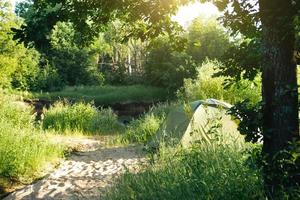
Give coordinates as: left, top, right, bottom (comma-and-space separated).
0, 1, 63, 92
43, 101, 122, 135
144, 35, 197, 92
178, 60, 261, 104
13, 0, 188, 50
36, 85, 169, 106
49, 22, 105, 86
217, 38, 262, 85
0, 1, 25, 88
13, 0, 65, 52
0, 93, 63, 184
186, 16, 230, 64
228, 100, 263, 143
106, 136, 264, 200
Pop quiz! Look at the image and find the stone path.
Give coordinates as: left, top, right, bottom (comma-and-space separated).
4, 137, 145, 200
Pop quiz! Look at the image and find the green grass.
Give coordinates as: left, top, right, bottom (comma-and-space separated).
43, 101, 123, 135
118, 103, 175, 144
106, 109, 265, 200
35, 85, 169, 105
0, 122, 63, 182
0, 93, 63, 190
106, 138, 264, 200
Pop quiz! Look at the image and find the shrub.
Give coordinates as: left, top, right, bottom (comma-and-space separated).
43, 102, 122, 135
35, 62, 65, 92
178, 60, 261, 104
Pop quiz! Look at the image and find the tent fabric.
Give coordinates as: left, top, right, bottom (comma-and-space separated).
149, 99, 240, 148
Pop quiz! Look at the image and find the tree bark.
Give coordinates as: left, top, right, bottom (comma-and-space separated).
259, 0, 299, 197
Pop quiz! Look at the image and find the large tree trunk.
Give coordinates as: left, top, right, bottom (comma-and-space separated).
259, 0, 300, 197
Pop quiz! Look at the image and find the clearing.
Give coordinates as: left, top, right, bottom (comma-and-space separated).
4, 136, 146, 200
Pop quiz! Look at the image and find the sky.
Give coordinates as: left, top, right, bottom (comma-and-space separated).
172, 2, 219, 27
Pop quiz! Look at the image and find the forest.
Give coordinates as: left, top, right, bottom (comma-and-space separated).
0, 0, 299, 199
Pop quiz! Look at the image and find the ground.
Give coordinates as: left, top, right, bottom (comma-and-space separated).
4, 136, 146, 200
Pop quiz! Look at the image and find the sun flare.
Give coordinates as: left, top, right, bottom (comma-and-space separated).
172, 2, 219, 27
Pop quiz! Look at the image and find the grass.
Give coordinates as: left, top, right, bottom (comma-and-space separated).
0, 93, 63, 193
0, 123, 63, 182
106, 133, 265, 200
43, 101, 123, 135
118, 103, 175, 144
34, 85, 169, 105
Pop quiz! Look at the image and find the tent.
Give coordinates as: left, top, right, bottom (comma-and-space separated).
149, 99, 241, 149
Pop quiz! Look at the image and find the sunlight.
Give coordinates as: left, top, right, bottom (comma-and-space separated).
172, 2, 219, 27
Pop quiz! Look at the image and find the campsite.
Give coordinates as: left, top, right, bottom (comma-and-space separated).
0, 0, 299, 199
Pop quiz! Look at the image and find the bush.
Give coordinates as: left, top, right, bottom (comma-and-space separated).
0, 93, 63, 183
43, 102, 122, 135
178, 60, 261, 104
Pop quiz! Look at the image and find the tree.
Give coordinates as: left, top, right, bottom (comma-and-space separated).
260, 1, 299, 195
49, 22, 104, 86
186, 16, 230, 63
144, 35, 197, 92
211, 0, 299, 197
12, 0, 300, 197
0, 1, 43, 91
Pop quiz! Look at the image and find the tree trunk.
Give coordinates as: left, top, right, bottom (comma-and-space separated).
259, 0, 299, 197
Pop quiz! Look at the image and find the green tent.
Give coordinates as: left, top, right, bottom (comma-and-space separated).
149, 99, 241, 148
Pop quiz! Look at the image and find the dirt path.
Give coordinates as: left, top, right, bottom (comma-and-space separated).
4, 137, 146, 200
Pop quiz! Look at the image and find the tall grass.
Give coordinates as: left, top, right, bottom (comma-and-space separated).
107, 144, 264, 200
106, 115, 265, 200
119, 103, 175, 144
43, 101, 122, 135
35, 85, 169, 105
0, 123, 62, 182
0, 93, 63, 186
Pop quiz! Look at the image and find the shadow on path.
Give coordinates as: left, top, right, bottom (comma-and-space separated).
4, 144, 146, 200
